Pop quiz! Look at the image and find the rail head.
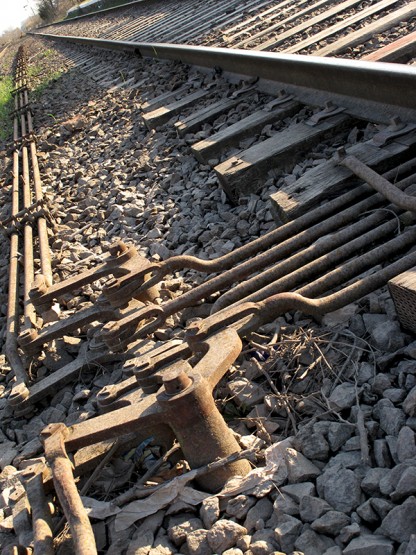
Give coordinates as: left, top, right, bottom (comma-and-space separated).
31, 34, 416, 118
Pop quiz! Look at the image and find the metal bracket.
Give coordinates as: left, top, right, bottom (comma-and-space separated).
371, 116, 416, 146
306, 101, 345, 126
264, 89, 294, 110
29, 240, 159, 315
40, 328, 251, 549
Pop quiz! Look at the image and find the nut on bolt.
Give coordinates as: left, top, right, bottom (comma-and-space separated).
109, 240, 128, 257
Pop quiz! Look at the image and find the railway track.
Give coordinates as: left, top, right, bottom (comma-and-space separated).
1, 4, 416, 553
38, 0, 416, 62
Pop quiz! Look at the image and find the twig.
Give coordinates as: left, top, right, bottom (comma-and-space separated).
114, 448, 258, 506
81, 439, 120, 496
113, 442, 180, 506
253, 359, 298, 434
355, 384, 371, 466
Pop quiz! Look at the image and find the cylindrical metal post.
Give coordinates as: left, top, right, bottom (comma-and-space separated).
157, 364, 251, 492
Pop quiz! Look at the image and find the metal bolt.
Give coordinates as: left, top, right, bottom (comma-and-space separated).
109, 241, 127, 257
163, 366, 192, 396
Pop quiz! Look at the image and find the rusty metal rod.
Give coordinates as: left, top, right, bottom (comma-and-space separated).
101, 174, 415, 348
211, 208, 400, 312
339, 151, 416, 212
114, 159, 416, 296
42, 423, 97, 555
245, 225, 416, 305
4, 52, 29, 399
21, 465, 54, 555
107, 222, 416, 350
25, 88, 53, 288
187, 230, 416, 342
20, 99, 36, 331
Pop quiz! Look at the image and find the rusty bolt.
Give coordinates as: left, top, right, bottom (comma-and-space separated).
163, 366, 193, 396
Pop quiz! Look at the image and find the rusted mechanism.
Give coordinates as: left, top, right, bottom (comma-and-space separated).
40, 244, 416, 551
4, 46, 53, 404
99, 151, 416, 300
99, 236, 416, 412
101, 208, 416, 351
18, 153, 416, 356
18, 242, 159, 358
29, 240, 158, 314
41, 327, 251, 552
9, 334, 124, 409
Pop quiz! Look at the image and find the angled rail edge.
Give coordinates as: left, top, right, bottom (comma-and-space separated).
30, 34, 416, 120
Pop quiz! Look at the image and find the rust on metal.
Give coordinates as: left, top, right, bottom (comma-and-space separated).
30, 240, 159, 315
337, 149, 416, 211
46, 328, 250, 497
20, 464, 54, 555
41, 423, 97, 555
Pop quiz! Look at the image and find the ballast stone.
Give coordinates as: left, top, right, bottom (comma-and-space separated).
343, 534, 394, 555
316, 464, 362, 513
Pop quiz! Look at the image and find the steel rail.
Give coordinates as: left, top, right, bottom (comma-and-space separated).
32, 34, 416, 111
37, 0, 156, 27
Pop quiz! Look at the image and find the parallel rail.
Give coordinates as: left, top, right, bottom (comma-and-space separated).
33, 34, 416, 120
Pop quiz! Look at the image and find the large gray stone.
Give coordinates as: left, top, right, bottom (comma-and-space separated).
339, 523, 361, 544
343, 534, 394, 555
311, 511, 350, 536
317, 464, 362, 514
379, 461, 416, 496
327, 423, 355, 451
391, 467, 416, 501
373, 439, 393, 468
376, 399, 406, 437
168, 517, 204, 547
403, 386, 416, 417
294, 528, 335, 555
283, 449, 321, 484
273, 514, 302, 553
405, 534, 416, 555
329, 383, 357, 410
207, 520, 247, 554
397, 426, 416, 462
280, 482, 315, 503
200, 497, 220, 529
370, 498, 395, 520
187, 529, 211, 555
363, 314, 405, 352
361, 467, 390, 495
298, 432, 330, 461
379, 496, 416, 542
243, 498, 273, 533
299, 495, 332, 523
356, 500, 379, 524
226, 495, 256, 519
272, 492, 299, 517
